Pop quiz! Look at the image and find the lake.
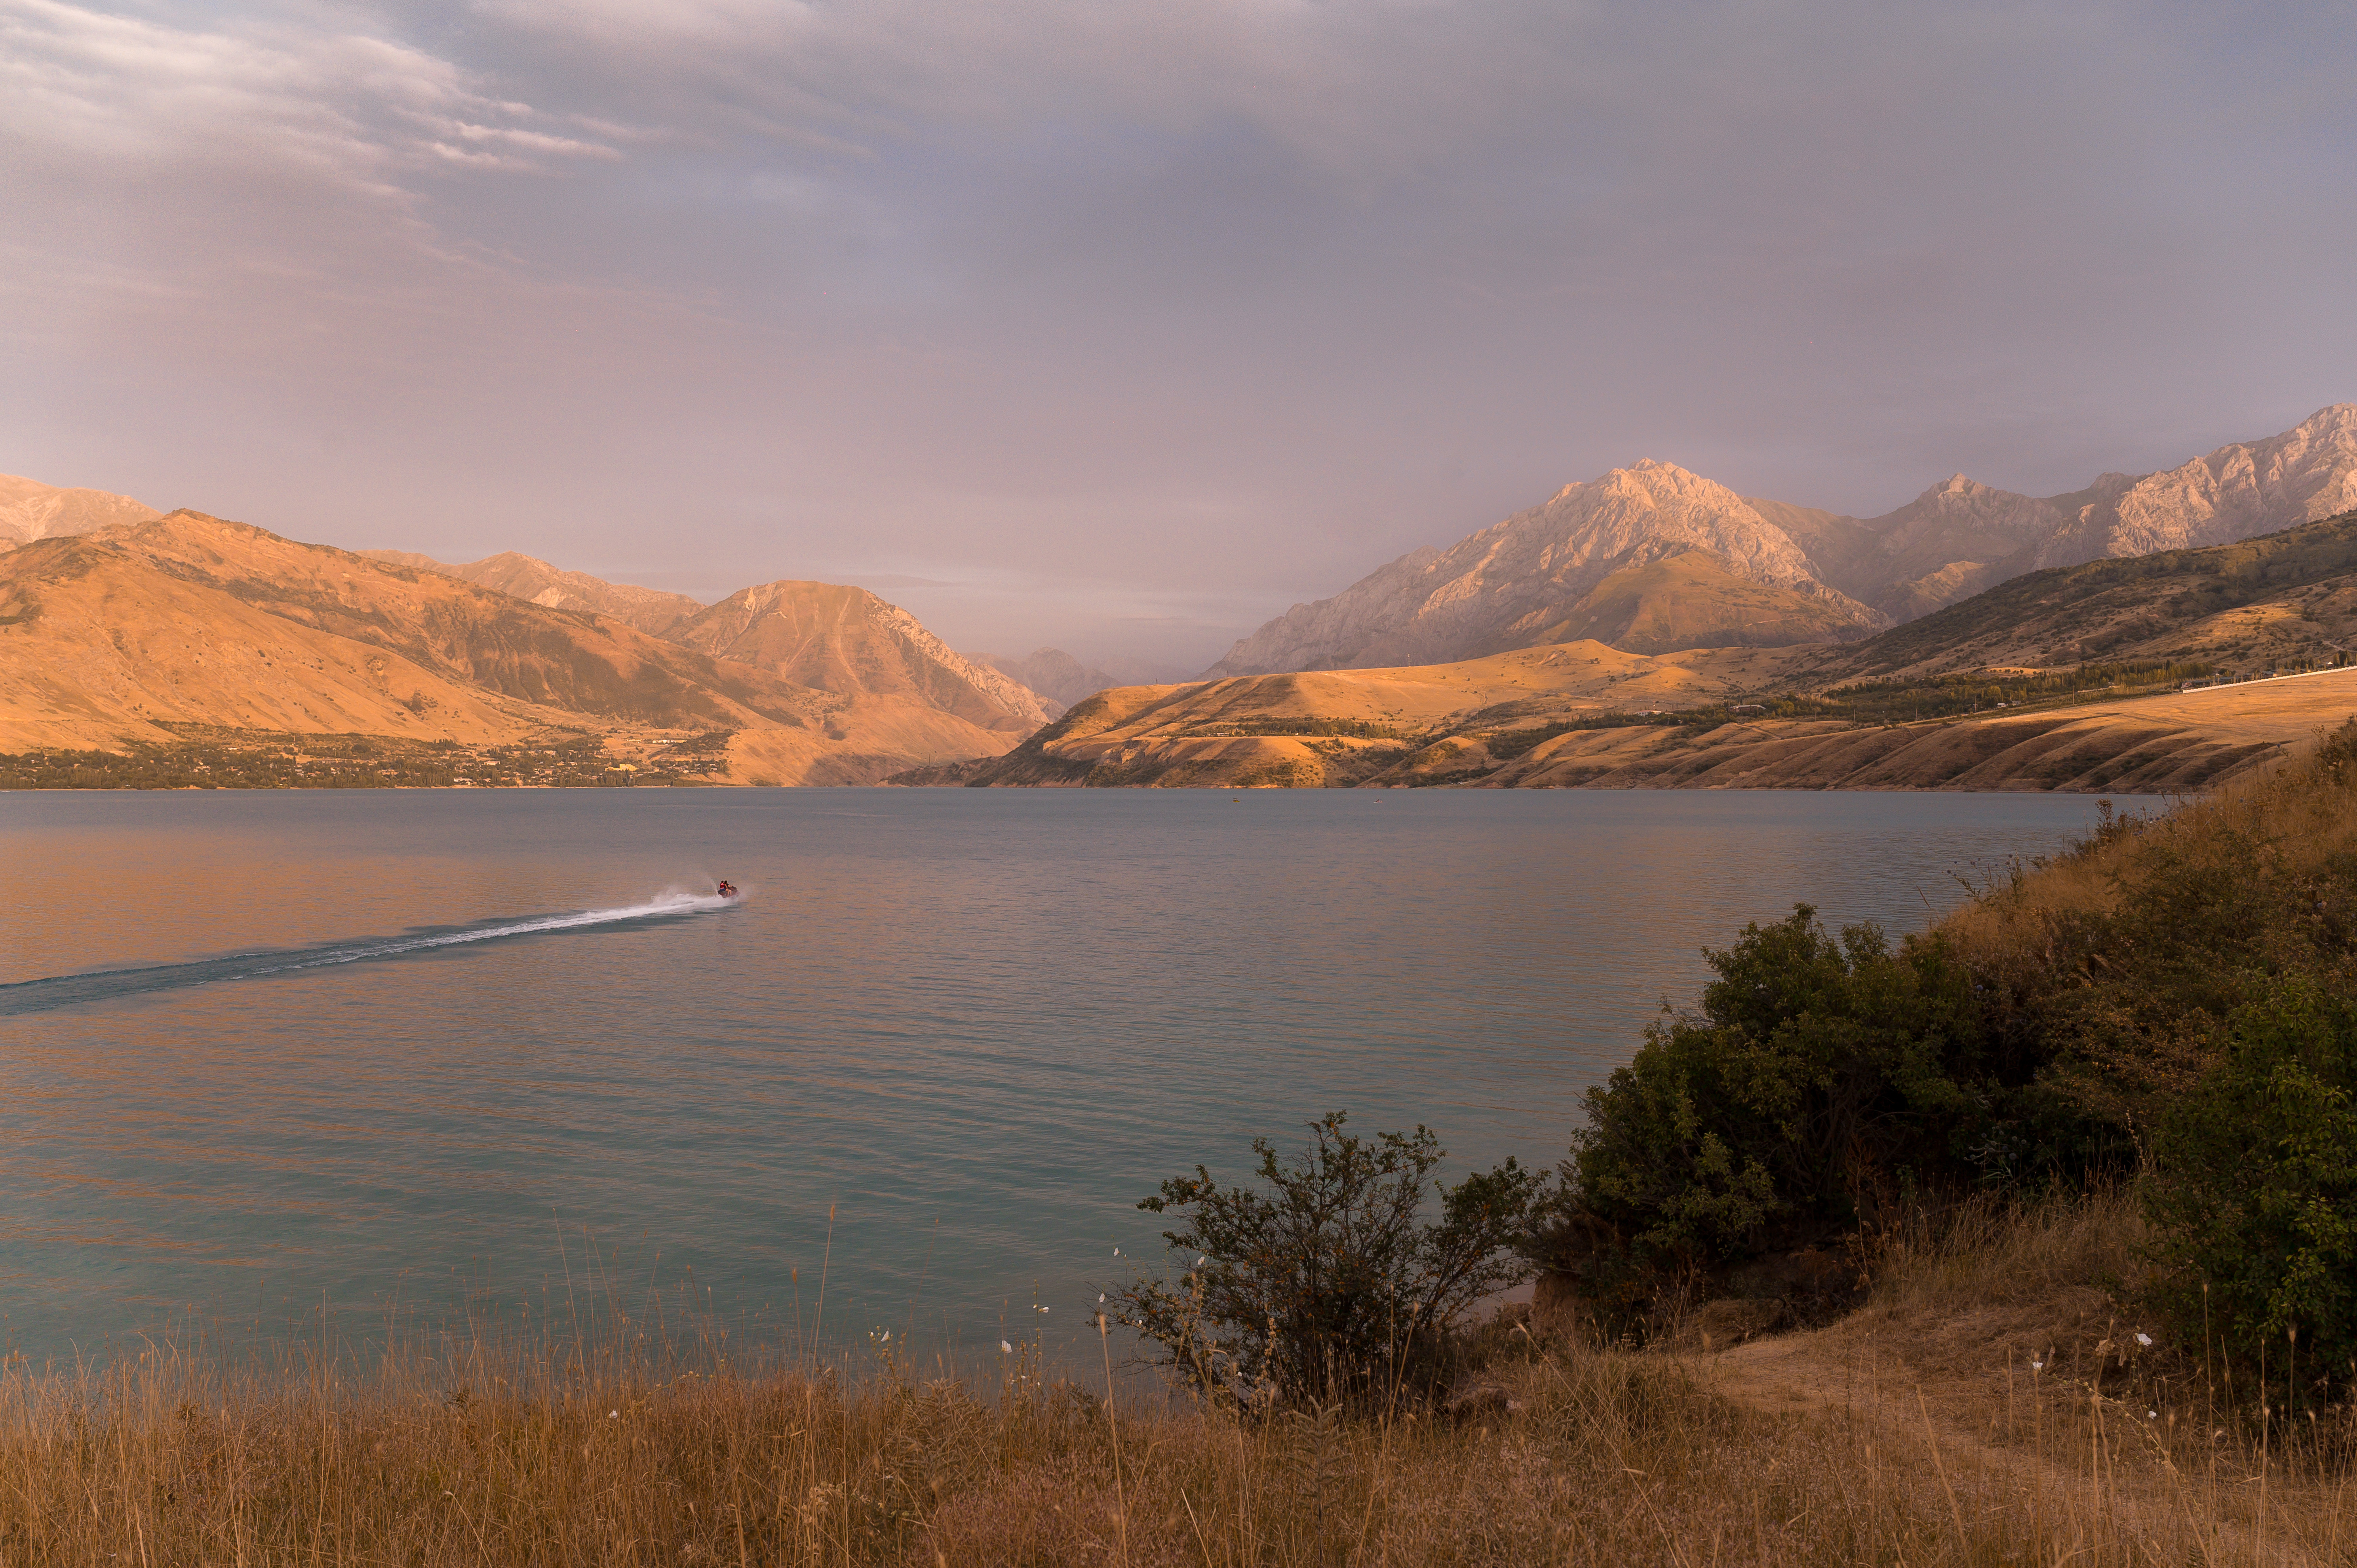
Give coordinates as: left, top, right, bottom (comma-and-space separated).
0, 787, 2143, 1368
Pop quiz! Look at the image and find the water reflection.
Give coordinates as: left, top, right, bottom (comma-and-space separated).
0, 787, 2139, 1365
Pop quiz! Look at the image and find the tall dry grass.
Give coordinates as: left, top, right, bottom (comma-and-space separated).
3, 1297, 2352, 1566
1819, 1185, 2357, 1567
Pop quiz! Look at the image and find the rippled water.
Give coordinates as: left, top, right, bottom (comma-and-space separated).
0, 787, 2140, 1365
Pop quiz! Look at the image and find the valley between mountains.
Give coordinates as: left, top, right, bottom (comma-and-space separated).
7, 405, 2357, 792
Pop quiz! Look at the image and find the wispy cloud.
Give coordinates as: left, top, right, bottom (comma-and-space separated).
0, 0, 622, 190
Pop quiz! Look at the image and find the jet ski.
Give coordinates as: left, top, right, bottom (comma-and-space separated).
715, 880, 740, 899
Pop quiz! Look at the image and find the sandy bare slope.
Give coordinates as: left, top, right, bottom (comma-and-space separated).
361, 549, 706, 638
1484, 673, 2354, 794
945, 649, 2357, 794
0, 513, 1033, 783
957, 660, 2357, 797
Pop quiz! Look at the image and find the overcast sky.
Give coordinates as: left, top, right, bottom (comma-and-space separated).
4, 0, 2351, 669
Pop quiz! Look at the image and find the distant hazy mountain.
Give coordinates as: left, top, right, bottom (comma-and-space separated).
1748, 473, 2138, 621
977, 648, 1127, 712
668, 582, 1054, 733
953, 504, 2357, 795
362, 549, 704, 638
1208, 405, 2357, 675
0, 473, 159, 548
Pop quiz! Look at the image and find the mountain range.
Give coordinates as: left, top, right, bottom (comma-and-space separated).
0, 509, 1050, 784
1206, 405, 2357, 676
947, 505, 2357, 794
8, 402, 2357, 791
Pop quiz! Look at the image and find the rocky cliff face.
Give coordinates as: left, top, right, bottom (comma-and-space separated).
2042, 404, 2357, 565
1206, 460, 1886, 677
0, 473, 159, 548
1208, 407, 2357, 675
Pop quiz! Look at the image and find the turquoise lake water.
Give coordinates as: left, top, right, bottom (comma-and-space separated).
0, 788, 2146, 1368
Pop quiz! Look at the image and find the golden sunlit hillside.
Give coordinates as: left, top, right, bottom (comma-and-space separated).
0, 512, 1043, 785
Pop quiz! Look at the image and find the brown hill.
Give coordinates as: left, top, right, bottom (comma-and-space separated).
670, 582, 1053, 733
1795, 506, 2357, 685
0, 512, 1033, 783
935, 646, 2347, 795
949, 642, 1776, 789
0, 473, 159, 548
360, 549, 705, 638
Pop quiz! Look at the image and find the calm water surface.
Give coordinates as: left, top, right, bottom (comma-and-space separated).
0, 788, 2144, 1365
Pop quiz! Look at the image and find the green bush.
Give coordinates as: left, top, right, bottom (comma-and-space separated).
1107, 1114, 1542, 1409
1529, 907, 2013, 1319
2144, 977, 2357, 1399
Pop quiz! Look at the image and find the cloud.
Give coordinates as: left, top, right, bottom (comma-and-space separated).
2, 0, 2352, 668
0, 0, 619, 191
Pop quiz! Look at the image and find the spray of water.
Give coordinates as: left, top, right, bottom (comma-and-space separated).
0, 888, 742, 1016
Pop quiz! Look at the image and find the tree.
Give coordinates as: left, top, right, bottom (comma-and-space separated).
1106, 1114, 1543, 1409
1526, 907, 1996, 1325
2145, 977, 2357, 1401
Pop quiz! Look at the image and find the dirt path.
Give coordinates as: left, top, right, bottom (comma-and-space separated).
1693, 1323, 2304, 1563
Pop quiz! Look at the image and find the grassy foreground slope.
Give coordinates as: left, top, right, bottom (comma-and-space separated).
17, 1281, 2338, 1568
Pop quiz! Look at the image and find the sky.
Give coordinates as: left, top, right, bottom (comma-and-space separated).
4, 0, 2353, 672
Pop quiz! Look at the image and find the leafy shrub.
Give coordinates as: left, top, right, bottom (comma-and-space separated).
1107, 1114, 1542, 1409
1957, 722, 2357, 1139
2144, 977, 2357, 1398
1526, 726, 2357, 1348
1528, 907, 2025, 1321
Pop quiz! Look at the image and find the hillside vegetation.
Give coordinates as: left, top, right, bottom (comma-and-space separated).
1536, 721, 2357, 1389
1803, 507, 2357, 682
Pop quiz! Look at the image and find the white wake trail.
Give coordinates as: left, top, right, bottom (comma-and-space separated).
244, 892, 735, 975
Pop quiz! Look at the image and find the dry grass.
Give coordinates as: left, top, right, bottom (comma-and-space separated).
1868, 1184, 2147, 1321
1706, 1186, 2357, 1568
1943, 719, 2357, 962
3, 1285, 2353, 1567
